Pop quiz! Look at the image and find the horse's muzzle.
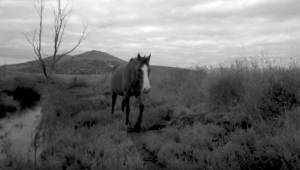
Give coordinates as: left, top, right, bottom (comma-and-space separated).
142, 88, 151, 94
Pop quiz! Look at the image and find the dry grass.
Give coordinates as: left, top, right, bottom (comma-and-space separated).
1, 60, 300, 170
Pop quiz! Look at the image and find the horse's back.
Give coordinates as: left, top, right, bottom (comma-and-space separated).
111, 65, 126, 95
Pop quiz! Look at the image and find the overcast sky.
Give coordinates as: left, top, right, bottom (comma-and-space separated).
0, 0, 300, 67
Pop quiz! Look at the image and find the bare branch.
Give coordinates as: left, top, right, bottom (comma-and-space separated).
24, 32, 38, 57
54, 25, 87, 64
25, 0, 87, 78
57, 18, 68, 49
25, 0, 49, 78
51, 0, 87, 65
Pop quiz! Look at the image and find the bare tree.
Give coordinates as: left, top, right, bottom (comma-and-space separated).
25, 0, 87, 79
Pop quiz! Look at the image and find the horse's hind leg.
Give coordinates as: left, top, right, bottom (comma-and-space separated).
121, 98, 125, 111
111, 92, 117, 115
125, 96, 131, 126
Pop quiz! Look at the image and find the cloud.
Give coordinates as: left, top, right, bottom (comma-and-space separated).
0, 0, 300, 67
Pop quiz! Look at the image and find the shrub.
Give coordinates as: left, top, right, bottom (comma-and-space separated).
157, 142, 200, 169
176, 69, 206, 107
285, 107, 300, 130
151, 68, 206, 107
142, 105, 173, 130
210, 129, 300, 170
40, 126, 144, 170
203, 66, 245, 111
204, 111, 252, 132
213, 142, 250, 170
257, 71, 300, 119
0, 74, 42, 90
179, 123, 226, 150
211, 129, 256, 170
202, 62, 300, 120
252, 134, 300, 170
67, 77, 89, 89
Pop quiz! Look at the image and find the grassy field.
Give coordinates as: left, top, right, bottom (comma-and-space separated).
1, 61, 300, 170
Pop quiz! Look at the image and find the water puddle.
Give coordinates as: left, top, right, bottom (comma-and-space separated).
0, 107, 42, 162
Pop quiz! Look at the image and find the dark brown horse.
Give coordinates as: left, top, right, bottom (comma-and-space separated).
111, 53, 151, 131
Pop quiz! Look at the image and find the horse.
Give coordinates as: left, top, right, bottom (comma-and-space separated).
111, 53, 151, 131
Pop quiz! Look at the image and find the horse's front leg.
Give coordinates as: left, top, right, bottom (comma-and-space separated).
134, 95, 144, 131
125, 96, 131, 126
111, 92, 117, 115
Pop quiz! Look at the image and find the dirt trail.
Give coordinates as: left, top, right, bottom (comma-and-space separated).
0, 107, 42, 161
129, 130, 165, 170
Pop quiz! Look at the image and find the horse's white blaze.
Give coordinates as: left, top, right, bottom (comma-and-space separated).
141, 64, 151, 92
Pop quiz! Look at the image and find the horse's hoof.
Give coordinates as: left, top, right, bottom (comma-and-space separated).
127, 126, 140, 133
134, 123, 141, 132
126, 122, 131, 128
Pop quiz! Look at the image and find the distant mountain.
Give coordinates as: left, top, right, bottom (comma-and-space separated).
4, 50, 126, 74
55, 50, 126, 74
73, 50, 125, 63
2, 50, 191, 76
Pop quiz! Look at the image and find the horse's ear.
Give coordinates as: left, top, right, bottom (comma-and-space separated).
147, 53, 151, 62
137, 53, 141, 60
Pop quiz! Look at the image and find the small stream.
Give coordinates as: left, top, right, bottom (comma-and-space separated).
0, 107, 42, 162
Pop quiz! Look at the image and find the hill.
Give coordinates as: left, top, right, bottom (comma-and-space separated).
3, 50, 126, 74
2, 50, 190, 75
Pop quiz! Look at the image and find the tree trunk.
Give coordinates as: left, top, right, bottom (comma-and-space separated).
39, 59, 48, 79
49, 61, 56, 76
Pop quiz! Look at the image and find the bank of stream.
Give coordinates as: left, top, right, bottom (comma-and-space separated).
0, 86, 42, 165
0, 107, 42, 162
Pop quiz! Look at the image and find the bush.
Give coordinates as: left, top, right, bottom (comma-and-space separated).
40, 126, 144, 170
142, 105, 173, 130
203, 66, 245, 111
151, 68, 206, 107
204, 111, 252, 132
67, 77, 89, 89
179, 123, 226, 150
251, 134, 300, 170
202, 62, 300, 121
179, 69, 206, 107
210, 129, 300, 170
157, 142, 200, 169
285, 107, 300, 130
142, 123, 227, 169
257, 71, 300, 119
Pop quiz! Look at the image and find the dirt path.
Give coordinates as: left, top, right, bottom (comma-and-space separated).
129, 130, 165, 170
0, 107, 42, 162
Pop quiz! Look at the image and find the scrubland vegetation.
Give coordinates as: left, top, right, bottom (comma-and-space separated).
1, 60, 300, 170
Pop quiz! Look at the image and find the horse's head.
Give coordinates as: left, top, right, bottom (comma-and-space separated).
131, 53, 151, 94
